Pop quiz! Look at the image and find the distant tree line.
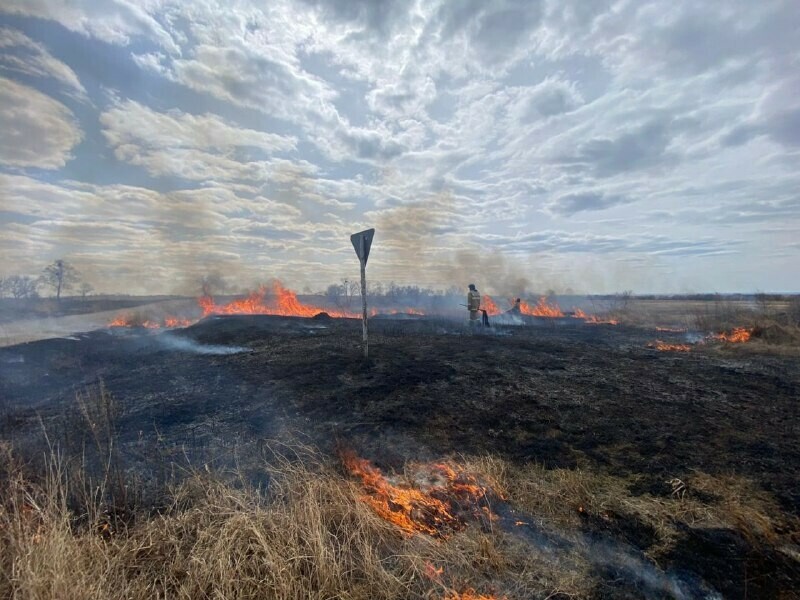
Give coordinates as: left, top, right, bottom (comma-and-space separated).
0, 259, 93, 300
324, 280, 465, 309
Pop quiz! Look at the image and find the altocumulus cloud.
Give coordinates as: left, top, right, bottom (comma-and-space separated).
0, 0, 798, 293
0, 77, 82, 169
546, 191, 632, 217
0, 27, 87, 100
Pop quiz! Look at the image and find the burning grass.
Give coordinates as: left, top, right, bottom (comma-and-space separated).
648, 340, 693, 352
519, 297, 564, 318
108, 313, 192, 329
481, 295, 619, 324
108, 281, 361, 329
0, 442, 407, 599
340, 450, 497, 537
708, 326, 752, 343
481, 295, 501, 317
1, 429, 797, 600
646, 326, 759, 353
199, 281, 361, 319
0, 438, 587, 600
106, 285, 629, 332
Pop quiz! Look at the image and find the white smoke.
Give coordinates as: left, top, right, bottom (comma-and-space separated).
159, 334, 248, 355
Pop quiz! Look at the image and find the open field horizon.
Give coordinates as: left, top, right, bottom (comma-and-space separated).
2, 310, 799, 598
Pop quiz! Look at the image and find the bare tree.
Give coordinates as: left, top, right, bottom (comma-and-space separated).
348, 280, 361, 301
0, 276, 7, 298
619, 290, 634, 311
7, 275, 39, 299
326, 283, 345, 307
79, 282, 94, 299
41, 259, 80, 300
370, 281, 384, 296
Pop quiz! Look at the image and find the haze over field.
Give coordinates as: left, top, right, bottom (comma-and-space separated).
1, 1, 799, 295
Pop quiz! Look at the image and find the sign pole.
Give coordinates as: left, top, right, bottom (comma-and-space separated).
350, 228, 375, 361
360, 242, 368, 359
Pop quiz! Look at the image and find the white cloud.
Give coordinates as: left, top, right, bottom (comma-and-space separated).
99, 99, 297, 181
0, 77, 82, 169
0, 0, 179, 53
101, 99, 296, 153
0, 27, 87, 99
1, 0, 799, 292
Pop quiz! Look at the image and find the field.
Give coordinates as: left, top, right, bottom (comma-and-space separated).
1, 302, 799, 599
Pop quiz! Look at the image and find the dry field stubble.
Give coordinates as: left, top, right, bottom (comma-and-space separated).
1, 428, 797, 599
0, 434, 586, 600
1, 300, 799, 598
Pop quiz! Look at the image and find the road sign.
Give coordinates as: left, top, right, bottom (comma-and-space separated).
350, 228, 375, 265
350, 228, 374, 360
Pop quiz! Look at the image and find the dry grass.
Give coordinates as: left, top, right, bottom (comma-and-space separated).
0, 437, 569, 600
473, 456, 797, 563
610, 295, 800, 353
1, 429, 796, 599
0, 440, 415, 600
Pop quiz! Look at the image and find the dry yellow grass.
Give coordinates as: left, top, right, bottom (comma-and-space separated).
0, 442, 413, 600
474, 457, 796, 562
0, 441, 565, 600
1, 439, 796, 600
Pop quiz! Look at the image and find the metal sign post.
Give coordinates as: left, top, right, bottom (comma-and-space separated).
350, 228, 374, 359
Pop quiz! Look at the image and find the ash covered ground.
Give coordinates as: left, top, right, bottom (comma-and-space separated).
1, 314, 799, 598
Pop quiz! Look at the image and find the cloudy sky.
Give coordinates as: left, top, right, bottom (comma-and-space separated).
1, 0, 798, 295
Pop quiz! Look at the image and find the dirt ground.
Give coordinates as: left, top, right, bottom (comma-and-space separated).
1, 314, 799, 598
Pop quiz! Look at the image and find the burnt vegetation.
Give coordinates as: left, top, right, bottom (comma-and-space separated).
0, 298, 799, 599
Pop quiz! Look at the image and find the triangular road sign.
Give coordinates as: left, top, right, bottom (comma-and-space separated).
351, 228, 375, 265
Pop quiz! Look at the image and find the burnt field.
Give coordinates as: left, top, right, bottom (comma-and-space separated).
1, 315, 799, 599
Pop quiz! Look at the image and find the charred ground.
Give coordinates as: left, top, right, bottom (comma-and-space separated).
1, 315, 799, 598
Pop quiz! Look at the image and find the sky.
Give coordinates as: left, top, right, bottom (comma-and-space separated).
0, 0, 798, 296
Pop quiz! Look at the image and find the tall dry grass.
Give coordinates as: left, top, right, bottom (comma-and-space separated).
2, 388, 797, 599
1, 434, 561, 600
0, 439, 414, 599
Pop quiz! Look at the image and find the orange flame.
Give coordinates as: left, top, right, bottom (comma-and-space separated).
582, 314, 620, 325
519, 296, 564, 318
109, 281, 427, 329
108, 314, 186, 329
164, 317, 194, 328
108, 315, 133, 327
341, 451, 493, 538
481, 295, 501, 316
424, 562, 444, 581
387, 308, 426, 316
648, 340, 692, 352
200, 281, 360, 319
709, 327, 752, 343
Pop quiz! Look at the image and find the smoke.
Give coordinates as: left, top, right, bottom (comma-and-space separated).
447, 248, 532, 298
158, 333, 248, 355
497, 505, 720, 599
373, 192, 460, 284
371, 189, 582, 297
199, 271, 230, 296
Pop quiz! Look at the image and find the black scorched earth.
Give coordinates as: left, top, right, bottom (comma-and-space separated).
1, 315, 798, 598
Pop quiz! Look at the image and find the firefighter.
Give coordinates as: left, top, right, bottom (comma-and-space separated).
467, 283, 482, 324
508, 298, 522, 315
